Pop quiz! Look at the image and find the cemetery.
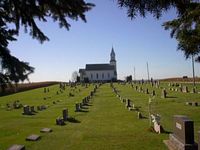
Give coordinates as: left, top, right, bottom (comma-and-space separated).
0, 81, 200, 150
0, 0, 199, 149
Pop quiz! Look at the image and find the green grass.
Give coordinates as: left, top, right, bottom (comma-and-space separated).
0, 83, 200, 150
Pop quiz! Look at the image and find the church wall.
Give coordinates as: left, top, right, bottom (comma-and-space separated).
85, 70, 115, 81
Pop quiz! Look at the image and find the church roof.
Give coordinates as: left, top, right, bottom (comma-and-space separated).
79, 69, 85, 73
85, 64, 115, 71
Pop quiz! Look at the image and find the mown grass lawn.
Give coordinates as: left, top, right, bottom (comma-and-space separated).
0, 82, 200, 150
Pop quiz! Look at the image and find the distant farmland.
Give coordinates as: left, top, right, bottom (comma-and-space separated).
0, 81, 59, 96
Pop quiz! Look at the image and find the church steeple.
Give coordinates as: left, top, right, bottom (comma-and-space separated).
110, 46, 116, 63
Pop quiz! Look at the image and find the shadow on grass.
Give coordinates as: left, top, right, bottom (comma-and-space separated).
163, 130, 172, 134
141, 116, 148, 119
84, 104, 93, 106
81, 106, 89, 109
147, 127, 172, 134
166, 96, 177, 98
67, 117, 81, 123
79, 109, 89, 113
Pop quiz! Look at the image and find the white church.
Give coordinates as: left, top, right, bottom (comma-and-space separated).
79, 47, 117, 82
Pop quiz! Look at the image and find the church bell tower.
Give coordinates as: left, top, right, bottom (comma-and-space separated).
110, 47, 117, 74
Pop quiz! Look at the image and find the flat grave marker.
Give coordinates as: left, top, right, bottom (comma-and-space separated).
26, 134, 41, 141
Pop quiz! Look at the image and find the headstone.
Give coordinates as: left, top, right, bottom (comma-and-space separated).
161, 89, 167, 98
22, 105, 31, 115
75, 103, 80, 112
152, 90, 156, 96
63, 108, 68, 121
41, 105, 47, 110
40, 128, 52, 133
154, 122, 162, 134
182, 86, 189, 93
30, 106, 35, 113
191, 88, 196, 93
135, 86, 138, 91
126, 99, 131, 108
26, 134, 41, 141
37, 106, 41, 111
56, 117, 65, 125
137, 112, 142, 119
192, 102, 198, 107
164, 115, 197, 150
146, 88, 149, 94
7, 145, 25, 150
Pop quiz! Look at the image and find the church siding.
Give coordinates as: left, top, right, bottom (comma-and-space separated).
85, 70, 115, 81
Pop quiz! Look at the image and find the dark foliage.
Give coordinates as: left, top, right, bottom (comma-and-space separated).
117, 0, 200, 58
0, 0, 94, 91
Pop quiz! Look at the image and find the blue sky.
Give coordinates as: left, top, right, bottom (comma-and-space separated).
8, 0, 199, 82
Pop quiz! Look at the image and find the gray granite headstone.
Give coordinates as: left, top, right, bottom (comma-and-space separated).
164, 115, 197, 150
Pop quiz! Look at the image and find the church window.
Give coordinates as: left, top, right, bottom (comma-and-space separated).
91, 74, 93, 79
96, 73, 98, 79
108, 73, 110, 78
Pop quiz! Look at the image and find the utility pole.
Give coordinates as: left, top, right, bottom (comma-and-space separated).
147, 62, 150, 82
192, 55, 196, 87
134, 67, 136, 82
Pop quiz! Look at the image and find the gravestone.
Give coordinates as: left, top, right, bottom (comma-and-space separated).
40, 128, 52, 133
146, 88, 149, 94
182, 86, 189, 93
26, 134, 41, 141
56, 117, 65, 125
151, 114, 163, 134
22, 105, 31, 115
192, 102, 198, 107
137, 112, 142, 119
152, 90, 156, 96
7, 144, 25, 150
126, 99, 131, 108
164, 115, 197, 150
41, 105, 47, 110
161, 89, 167, 98
185, 102, 193, 106
135, 86, 138, 91
37, 106, 42, 111
191, 88, 196, 93
63, 108, 68, 121
75, 103, 80, 112
30, 106, 35, 113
